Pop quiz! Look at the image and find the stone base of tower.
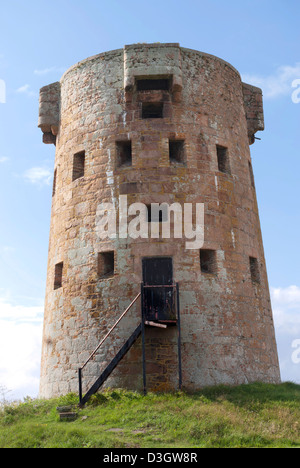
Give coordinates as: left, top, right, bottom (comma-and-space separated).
39, 315, 280, 399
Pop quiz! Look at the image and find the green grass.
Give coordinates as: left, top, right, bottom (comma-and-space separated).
0, 382, 299, 448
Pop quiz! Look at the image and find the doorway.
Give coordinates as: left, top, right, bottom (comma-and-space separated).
142, 257, 176, 322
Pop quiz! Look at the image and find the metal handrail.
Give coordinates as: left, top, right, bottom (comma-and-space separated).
79, 292, 141, 371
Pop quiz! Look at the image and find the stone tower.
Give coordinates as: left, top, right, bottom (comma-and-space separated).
38, 43, 280, 399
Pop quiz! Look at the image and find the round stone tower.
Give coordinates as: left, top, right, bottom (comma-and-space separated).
38, 43, 280, 399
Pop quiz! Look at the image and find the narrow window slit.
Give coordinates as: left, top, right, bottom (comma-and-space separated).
54, 262, 63, 290
217, 145, 231, 174
116, 141, 132, 167
169, 140, 185, 164
52, 168, 57, 197
200, 249, 217, 274
248, 160, 255, 187
249, 257, 260, 284
72, 151, 85, 181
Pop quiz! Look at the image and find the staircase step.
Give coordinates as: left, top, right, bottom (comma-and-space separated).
59, 412, 78, 421
145, 321, 167, 328
56, 405, 73, 413
56, 406, 78, 421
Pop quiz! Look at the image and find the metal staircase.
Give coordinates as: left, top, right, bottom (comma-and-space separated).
78, 283, 181, 407
79, 323, 142, 406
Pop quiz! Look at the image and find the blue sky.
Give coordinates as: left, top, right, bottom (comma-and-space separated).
0, 0, 299, 400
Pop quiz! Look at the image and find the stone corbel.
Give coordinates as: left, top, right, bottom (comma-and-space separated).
38, 82, 60, 145
242, 82, 265, 145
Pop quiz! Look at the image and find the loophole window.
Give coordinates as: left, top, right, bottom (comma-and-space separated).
116, 141, 132, 167
248, 160, 255, 187
249, 257, 260, 284
217, 145, 231, 174
142, 102, 163, 119
72, 151, 85, 181
52, 168, 57, 197
137, 78, 170, 91
54, 262, 63, 290
146, 204, 169, 223
200, 249, 217, 274
169, 140, 185, 164
98, 251, 115, 278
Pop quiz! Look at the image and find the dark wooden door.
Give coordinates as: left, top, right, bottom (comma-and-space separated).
142, 257, 175, 322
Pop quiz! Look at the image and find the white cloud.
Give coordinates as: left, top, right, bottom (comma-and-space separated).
0, 157, 9, 163
16, 84, 30, 93
271, 285, 300, 335
0, 296, 44, 400
34, 66, 66, 76
271, 285, 300, 306
271, 285, 300, 383
0, 298, 44, 323
242, 63, 300, 99
1, 246, 15, 254
16, 84, 37, 98
23, 167, 52, 187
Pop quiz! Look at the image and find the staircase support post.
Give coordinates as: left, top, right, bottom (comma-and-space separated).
176, 282, 182, 390
78, 368, 83, 406
141, 282, 147, 395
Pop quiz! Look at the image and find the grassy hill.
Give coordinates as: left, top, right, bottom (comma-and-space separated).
0, 382, 299, 448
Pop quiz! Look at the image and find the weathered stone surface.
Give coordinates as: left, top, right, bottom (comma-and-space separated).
39, 43, 280, 399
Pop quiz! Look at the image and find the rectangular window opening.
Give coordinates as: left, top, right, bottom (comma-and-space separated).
200, 249, 217, 274
137, 78, 170, 91
142, 102, 163, 119
217, 145, 231, 174
98, 251, 115, 278
116, 140, 132, 167
249, 257, 260, 284
54, 262, 63, 290
146, 204, 169, 223
169, 140, 185, 164
72, 151, 85, 181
